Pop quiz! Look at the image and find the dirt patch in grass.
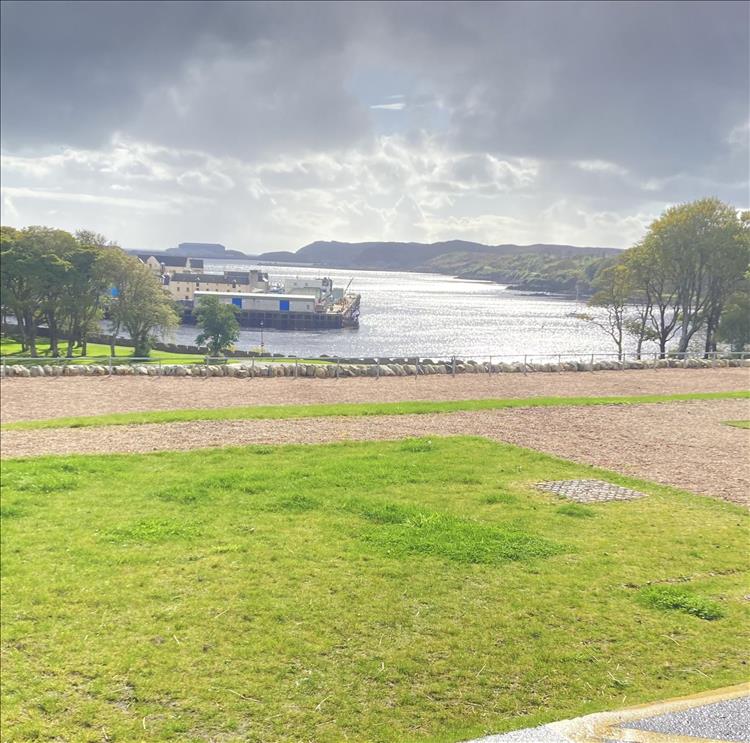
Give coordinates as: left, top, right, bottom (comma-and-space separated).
3, 399, 748, 506
2, 367, 748, 423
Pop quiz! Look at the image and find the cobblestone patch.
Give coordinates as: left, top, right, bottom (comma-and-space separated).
536, 479, 648, 503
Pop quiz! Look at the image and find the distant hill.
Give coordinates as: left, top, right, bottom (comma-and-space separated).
167, 242, 251, 260
257, 240, 621, 271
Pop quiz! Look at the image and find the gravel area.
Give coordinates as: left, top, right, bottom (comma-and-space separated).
624, 696, 750, 741
1, 367, 747, 423
3, 399, 748, 505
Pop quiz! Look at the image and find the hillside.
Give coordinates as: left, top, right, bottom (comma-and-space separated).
167, 242, 251, 259
275, 240, 620, 271
426, 251, 619, 296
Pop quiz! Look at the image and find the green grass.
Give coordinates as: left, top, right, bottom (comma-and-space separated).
0, 338, 322, 366
0, 338, 205, 363
724, 420, 750, 429
1, 437, 748, 742
5, 390, 749, 432
638, 585, 725, 621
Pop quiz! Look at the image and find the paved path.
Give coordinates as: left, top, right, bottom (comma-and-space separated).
469, 684, 750, 742
3, 399, 749, 505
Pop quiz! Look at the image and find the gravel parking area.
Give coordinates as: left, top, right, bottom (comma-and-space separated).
3, 399, 748, 506
1, 367, 748, 423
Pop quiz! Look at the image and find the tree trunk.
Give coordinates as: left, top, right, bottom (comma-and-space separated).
47, 313, 59, 357
28, 320, 38, 358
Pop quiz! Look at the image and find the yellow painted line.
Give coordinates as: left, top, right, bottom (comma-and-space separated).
550, 682, 750, 743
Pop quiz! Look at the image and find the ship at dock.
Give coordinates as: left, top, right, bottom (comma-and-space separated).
135, 254, 360, 330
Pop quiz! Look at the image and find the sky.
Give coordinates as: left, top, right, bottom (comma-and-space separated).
1, 0, 748, 253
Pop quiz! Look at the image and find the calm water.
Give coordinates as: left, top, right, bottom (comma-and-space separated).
167, 261, 628, 360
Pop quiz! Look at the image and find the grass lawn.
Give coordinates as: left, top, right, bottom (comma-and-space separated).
724, 420, 750, 429
5, 390, 749, 431
0, 338, 321, 366
0, 338, 205, 363
1, 437, 748, 742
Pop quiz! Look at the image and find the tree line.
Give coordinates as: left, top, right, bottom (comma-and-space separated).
1, 226, 179, 357
581, 198, 749, 358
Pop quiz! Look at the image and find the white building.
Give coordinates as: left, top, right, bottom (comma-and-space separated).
193, 290, 318, 314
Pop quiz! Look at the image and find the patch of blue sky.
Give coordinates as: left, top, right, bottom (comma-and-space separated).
346, 66, 449, 135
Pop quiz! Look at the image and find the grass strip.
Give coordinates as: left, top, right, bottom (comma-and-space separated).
724, 420, 750, 429
5, 390, 748, 431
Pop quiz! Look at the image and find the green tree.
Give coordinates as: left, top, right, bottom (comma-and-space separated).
581, 263, 632, 360
717, 283, 750, 352
194, 295, 240, 357
110, 259, 180, 357
624, 240, 680, 358
0, 226, 76, 356
642, 199, 748, 354
59, 231, 120, 356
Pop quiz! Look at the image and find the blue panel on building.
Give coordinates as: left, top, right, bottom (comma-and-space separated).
232, 297, 242, 308
279, 299, 290, 311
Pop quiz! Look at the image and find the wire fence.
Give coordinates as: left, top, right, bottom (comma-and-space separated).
2, 349, 748, 378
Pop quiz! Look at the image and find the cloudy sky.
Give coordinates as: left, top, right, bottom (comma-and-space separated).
1, 1, 748, 253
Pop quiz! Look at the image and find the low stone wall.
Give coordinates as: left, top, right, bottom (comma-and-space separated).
2, 357, 748, 379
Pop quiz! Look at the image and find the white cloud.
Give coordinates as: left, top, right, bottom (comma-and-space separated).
0, 130, 740, 252
370, 102, 406, 110
574, 160, 629, 176
727, 120, 749, 149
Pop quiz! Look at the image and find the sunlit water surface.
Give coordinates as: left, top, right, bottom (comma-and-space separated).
166, 262, 644, 360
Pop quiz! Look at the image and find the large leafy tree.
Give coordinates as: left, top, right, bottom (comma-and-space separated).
642, 199, 749, 354
717, 279, 750, 352
109, 259, 180, 358
0, 226, 76, 356
194, 295, 240, 357
59, 231, 121, 356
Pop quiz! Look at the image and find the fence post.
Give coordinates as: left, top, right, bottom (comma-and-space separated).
251, 358, 255, 378
294, 360, 298, 379
590, 353, 594, 372
558, 354, 562, 373
452, 356, 456, 377
683, 352, 688, 369
523, 354, 527, 376
376, 359, 380, 380
335, 358, 340, 380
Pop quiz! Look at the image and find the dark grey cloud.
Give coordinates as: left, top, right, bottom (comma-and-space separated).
0, 1, 373, 157
3, 1, 747, 172
1, 1, 747, 250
